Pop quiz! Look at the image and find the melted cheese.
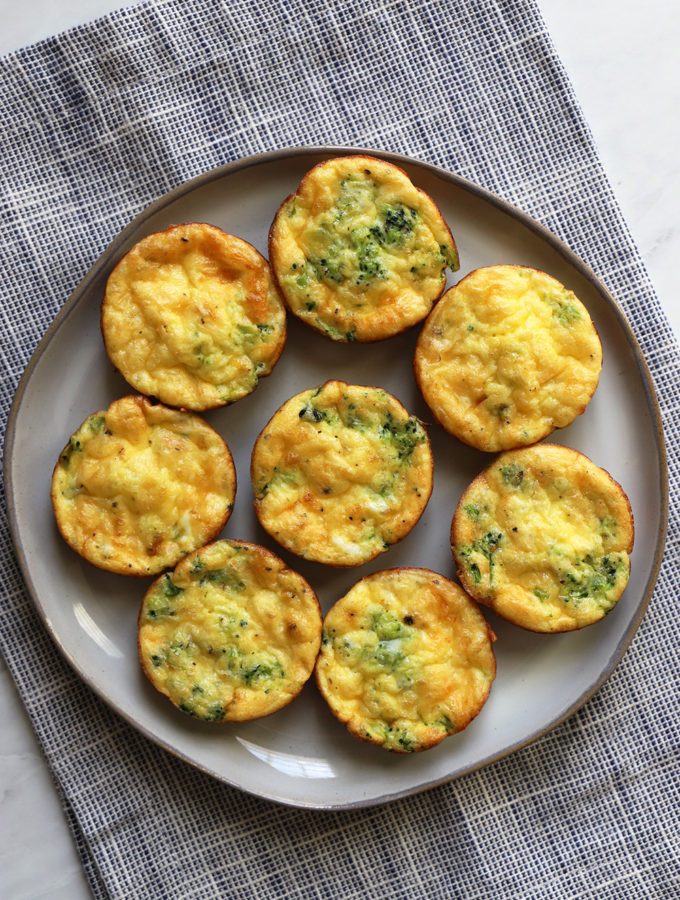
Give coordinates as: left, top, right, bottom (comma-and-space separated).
415, 265, 602, 451
51, 396, 235, 576
102, 224, 286, 410
269, 155, 458, 341
315, 568, 496, 752
138, 540, 322, 722
452, 444, 634, 632
250, 381, 433, 566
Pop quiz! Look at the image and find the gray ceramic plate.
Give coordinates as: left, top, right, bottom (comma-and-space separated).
5, 147, 667, 809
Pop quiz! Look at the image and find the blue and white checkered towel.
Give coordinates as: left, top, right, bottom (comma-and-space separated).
1, 1, 678, 897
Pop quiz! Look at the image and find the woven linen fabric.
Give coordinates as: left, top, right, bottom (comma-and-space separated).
1, 0, 678, 897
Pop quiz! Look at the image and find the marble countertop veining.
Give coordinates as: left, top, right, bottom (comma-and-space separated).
1, 2, 678, 898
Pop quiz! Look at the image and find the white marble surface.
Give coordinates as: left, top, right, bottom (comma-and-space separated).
1, 2, 678, 898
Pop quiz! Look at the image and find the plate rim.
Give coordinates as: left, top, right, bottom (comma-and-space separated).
4, 145, 669, 809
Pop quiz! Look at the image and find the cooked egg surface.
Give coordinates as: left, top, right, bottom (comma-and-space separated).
315, 568, 496, 752
51, 395, 236, 576
268, 155, 458, 342
415, 265, 602, 451
451, 444, 634, 632
138, 540, 322, 722
102, 223, 286, 411
250, 380, 433, 566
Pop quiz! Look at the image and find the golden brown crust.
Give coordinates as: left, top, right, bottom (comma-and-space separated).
268, 155, 458, 342
51, 395, 236, 576
250, 380, 433, 567
138, 540, 322, 722
102, 223, 286, 411
315, 567, 496, 752
451, 444, 634, 632
414, 265, 602, 451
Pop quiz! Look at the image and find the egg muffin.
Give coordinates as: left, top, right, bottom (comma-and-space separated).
138, 540, 322, 722
101, 223, 286, 411
51, 395, 236, 576
414, 265, 603, 451
268, 155, 458, 342
315, 568, 496, 752
250, 381, 433, 566
451, 444, 634, 633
